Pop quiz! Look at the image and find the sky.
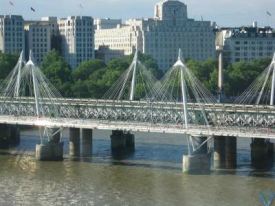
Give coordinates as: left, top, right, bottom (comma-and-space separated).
0, 0, 274, 28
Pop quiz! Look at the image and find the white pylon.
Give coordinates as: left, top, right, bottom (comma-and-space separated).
130, 49, 138, 101
27, 50, 41, 117
175, 49, 188, 129
270, 52, 275, 105
174, 48, 185, 67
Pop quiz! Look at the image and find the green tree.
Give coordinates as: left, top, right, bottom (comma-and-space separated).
72, 59, 106, 81
137, 52, 163, 79
40, 50, 72, 97
71, 69, 106, 98
186, 58, 217, 93
225, 58, 270, 96
0, 52, 19, 80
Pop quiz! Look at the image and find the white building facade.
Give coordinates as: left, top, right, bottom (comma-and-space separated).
95, 23, 142, 61
216, 25, 275, 64
58, 16, 95, 69
0, 15, 24, 55
95, 0, 215, 70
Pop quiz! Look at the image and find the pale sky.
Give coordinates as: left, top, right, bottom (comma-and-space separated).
0, 0, 274, 27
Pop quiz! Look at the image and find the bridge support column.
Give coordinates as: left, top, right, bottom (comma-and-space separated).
0, 124, 20, 149
182, 136, 210, 173
110, 130, 135, 154
268, 142, 274, 162
225, 137, 237, 169
213, 136, 226, 169
69, 128, 80, 157
81, 129, 93, 157
251, 138, 273, 169
182, 154, 211, 174
35, 128, 63, 161
125, 132, 135, 152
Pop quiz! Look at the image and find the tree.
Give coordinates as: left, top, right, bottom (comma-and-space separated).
137, 52, 163, 79
40, 50, 73, 97
71, 69, 106, 98
0, 52, 19, 80
186, 58, 217, 93
225, 58, 271, 96
72, 59, 106, 81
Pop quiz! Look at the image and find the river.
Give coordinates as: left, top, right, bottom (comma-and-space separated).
0, 129, 275, 206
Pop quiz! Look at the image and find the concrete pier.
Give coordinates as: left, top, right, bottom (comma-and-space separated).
35, 128, 63, 161
110, 130, 135, 154
182, 154, 210, 174
0, 124, 20, 149
69, 128, 80, 157
225, 137, 237, 169
82, 129, 93, 157
36, 142, 64, 161
111, 130, 126, 152
251, 138, 273, 169
213, 136, 237, 169
213, 136, 226, 169
125, 132, 135, 152
182, 136, 210, 173
268, 142, 274, 160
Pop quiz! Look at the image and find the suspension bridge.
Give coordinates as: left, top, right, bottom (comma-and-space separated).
0, 49, 275, 172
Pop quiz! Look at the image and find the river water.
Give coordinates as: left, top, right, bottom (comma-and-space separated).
0, 129, 275, 206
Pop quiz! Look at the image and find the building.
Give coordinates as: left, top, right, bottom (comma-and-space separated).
95, 45, 124, 62
94, 18, 122, 30
95, 22, 142, 62
24, 22, 51, 64
0, 15, 24, 55
216, 23, 275, 64
24, 17, 58, 64
41, 17, 59, 36
58, 16, 95, 69
95, 0, 216, 70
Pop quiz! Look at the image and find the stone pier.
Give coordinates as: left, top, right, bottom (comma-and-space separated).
213, 136, 237, 169
251, 138, 273, 169
125, 132, 135, 152
182, 154, 211, 173
69, 128, 80, 157
35, 128, 63, 161
110, 130, 135, 154
35, 142, 63, 161
0, 124, 20, 149
213, 136, 226, 169
225, 137, 237, 169
82, 129, 93, 157
182, 136, 210, 173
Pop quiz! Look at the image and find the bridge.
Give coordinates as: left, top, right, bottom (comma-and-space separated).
1, 98, 275, 139
0, 49, 275, 172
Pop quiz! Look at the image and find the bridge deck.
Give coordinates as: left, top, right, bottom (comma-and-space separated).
0, 97, 275, 138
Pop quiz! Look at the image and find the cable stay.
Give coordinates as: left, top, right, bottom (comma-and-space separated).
234, 52, 275, 106
153, 48, 216, 155
102, 50, 159, 101
0, 50, 70, 143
